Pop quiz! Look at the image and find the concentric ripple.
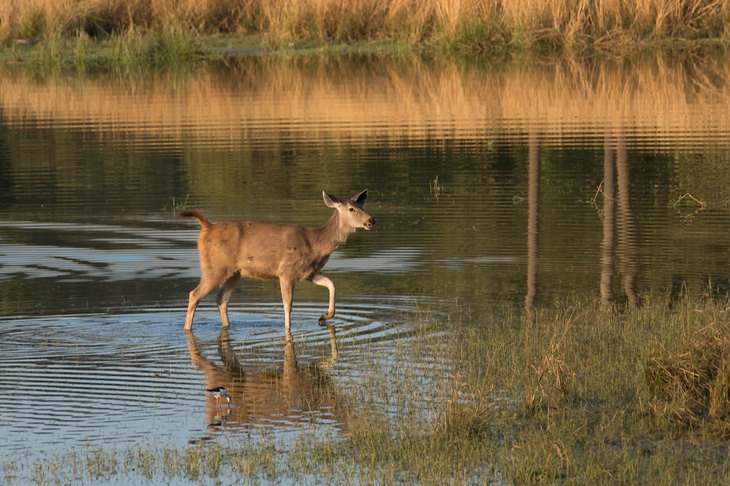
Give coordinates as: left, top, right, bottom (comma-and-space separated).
0, 298, 441, 459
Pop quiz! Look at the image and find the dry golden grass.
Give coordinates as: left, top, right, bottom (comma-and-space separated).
644, 316, 730, 428
1, 0, 728, 48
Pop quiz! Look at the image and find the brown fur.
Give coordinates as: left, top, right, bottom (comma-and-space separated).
181, 190, 374, 330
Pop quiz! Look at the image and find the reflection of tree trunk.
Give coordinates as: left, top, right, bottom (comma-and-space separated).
615, 134, 639, 309
600, 135, 616, 308
525, 134, 540, 321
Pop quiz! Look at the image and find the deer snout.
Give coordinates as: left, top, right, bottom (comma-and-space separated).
363, 218, 375, 230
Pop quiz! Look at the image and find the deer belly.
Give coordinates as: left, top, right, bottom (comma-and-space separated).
237, 254, 279, 280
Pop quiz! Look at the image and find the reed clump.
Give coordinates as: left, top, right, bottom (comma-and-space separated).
2, 0, 729, 53
644, 314, 730, 428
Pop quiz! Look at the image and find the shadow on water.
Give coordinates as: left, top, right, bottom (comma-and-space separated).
185, 325, 344, 444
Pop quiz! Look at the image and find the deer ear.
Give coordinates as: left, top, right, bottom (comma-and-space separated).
323, 191, 340, 208
352, 189, 368, 206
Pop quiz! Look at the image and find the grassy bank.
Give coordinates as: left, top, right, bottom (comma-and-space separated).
6, 295, 730, 483
0, 29, 415, 71
2, 0, 729, 62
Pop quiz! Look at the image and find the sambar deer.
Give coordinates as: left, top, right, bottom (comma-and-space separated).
181, 189, 374, 331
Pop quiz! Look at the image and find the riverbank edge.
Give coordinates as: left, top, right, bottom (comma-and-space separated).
3, 31, 730, 72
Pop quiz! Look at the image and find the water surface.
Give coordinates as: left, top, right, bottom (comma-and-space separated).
1, 54, 730, 478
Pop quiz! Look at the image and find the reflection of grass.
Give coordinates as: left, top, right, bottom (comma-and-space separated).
4, 55, 730, 147
9, 295, 730, 483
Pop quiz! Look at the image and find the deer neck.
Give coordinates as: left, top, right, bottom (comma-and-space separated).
313, 211, 352, 254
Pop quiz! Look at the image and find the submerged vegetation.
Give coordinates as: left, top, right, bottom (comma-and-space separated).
7, 295, 730, 483
1, 0, 730, 67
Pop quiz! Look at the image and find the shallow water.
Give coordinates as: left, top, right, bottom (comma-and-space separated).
0, 306, 423, 454
1, 54, 730, 478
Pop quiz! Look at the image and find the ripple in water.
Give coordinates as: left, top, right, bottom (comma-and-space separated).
0, 298, 442, 459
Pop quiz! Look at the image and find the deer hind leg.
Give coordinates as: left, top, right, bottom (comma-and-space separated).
216, 274, 240, 327
279, 278, 295, 331
311, 272, 336, 323
185, 278, 218, 331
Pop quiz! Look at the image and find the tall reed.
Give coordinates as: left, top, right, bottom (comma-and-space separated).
2, 0, 729, 51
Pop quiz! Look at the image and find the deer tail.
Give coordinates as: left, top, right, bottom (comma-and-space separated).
180, 210, 212, 229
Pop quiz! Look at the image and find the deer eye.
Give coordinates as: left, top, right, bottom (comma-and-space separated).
349, 207, 355, 212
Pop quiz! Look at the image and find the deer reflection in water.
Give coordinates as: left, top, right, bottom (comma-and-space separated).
185, 326, 342, 439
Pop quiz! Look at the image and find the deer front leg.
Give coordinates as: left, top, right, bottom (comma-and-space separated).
279, 278, 295, 330
311, 272, 336, 323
